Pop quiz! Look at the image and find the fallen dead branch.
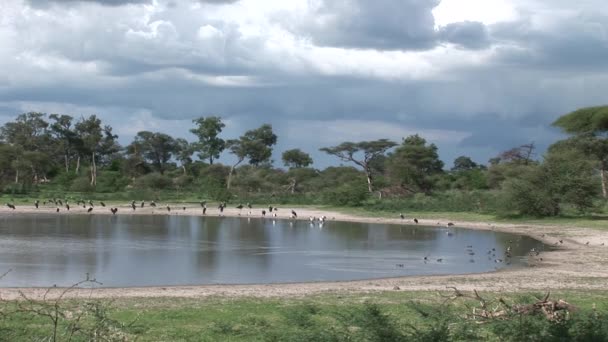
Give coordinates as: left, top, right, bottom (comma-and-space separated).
440, 287, 578, 323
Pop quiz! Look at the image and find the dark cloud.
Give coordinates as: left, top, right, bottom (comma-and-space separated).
297, 0, 441, 51
438, 21, 491, 50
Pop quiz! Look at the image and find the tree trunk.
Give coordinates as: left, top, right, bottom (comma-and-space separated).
601, 167, 607, 199
90, 151, 97, 186
209, 156, 213, 165
14, 169, 19, 184
289, 178, 297, 194
76, 155, 81, 174
182, 165, 187, 175
64, 154, 69, 173
365, 168, 373, 193
227, 165, 235, 189
227, 159, 243, 189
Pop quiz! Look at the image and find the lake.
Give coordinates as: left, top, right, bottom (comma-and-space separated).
0, 214, 546, 287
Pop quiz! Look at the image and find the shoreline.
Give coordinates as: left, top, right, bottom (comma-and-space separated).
1, 204, 608, 299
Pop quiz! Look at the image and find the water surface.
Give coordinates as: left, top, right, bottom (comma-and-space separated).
0, 214, 546, 287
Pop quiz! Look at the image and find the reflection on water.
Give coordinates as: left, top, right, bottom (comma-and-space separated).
0, 214, 547, 287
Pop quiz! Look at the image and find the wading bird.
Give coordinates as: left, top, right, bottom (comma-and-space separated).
87, 207, 93, 213
34, 200, 39, 209
291, 210, 297, 219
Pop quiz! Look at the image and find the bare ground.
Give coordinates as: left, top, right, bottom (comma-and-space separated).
1, 203, 607, 300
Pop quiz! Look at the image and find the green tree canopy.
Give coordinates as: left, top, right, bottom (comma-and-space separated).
282, 149, 313, 169
386, 134, 444, 194
127, 131, 177, 175
320, 139, 396, 193
452, 156, 478, 171
190, 116, 226, 164
553, 105, 608, 198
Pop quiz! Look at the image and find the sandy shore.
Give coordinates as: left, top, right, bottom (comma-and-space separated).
1, 203, 607, 300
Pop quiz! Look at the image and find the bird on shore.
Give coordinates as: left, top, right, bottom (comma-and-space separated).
66, 204, 70, 211
150, 201, 157, 207
110, 208, 118, 215
203, 207, 207, 215
131, 202, 136, 211
183, 206, 186, 211
413, 218, 418, 224
56, 208, 60, 213
200, 201, 206, 208
447, 222, 455, 227
34, 200, 39, 209
167, 205, 171, 212
268, 205, 273, 212
400, 213, 404, 220
247, 203, 252, 215
58, 199, 63, 206
141, 201, 145, 208
88, 200, 94, 207
262, 210, 266, 217
6, 203, 15, 210
87, 207, 93, 213
291, 210, 297, 219
100, 201, 106, 207
236, 204, 243, 215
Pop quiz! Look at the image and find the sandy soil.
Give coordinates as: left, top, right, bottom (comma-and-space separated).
1, 203, 607, 300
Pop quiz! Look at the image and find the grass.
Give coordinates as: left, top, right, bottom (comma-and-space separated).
2, 290, 608, 341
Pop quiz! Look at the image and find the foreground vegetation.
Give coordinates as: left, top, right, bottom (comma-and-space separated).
1, 290, 608, 341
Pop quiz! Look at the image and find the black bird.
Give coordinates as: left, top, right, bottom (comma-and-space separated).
111, 208, 118, 215
219, 204, 224, 214
236, 204, 243, 214
200, 201, 206, 208
167, 205, 171, 212
87, 207, 93, 213
203, 207, 207, 215
413, 218, 419, 224
183, 207, 186, 211
88, 200, 94, 207
447, 222, 455, 227
247, 203, 252, 209
262, 210, 266, 217
141, 201, 145, 208
269, 206, 273, 212
100, 201, 106, 207
56, 208, 60, 213
34, 200, 39, 209
150, 201, 157, 207
6, 203, 15, 210
66, 204, 70, 211
400, 213, 404, 220
58, 199, 63, 206
291, 210, 297, 219
131, 202, 136, 211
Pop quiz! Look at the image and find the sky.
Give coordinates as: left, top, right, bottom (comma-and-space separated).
1, 0, 607, 169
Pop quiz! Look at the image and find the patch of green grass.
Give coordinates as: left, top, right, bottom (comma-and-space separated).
2, 291, 608, 341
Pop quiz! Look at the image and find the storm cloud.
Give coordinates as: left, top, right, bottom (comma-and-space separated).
1, 0, 608, 168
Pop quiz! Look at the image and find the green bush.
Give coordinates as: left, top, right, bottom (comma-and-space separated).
321, 182, 369, 206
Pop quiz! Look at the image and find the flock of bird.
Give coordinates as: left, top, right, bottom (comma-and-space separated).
4, 199, 310, 222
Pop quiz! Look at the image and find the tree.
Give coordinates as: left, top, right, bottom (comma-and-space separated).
0, 112, 50, 151
74, 115, 105, 186
386, 135, 444, 194
282, 149, 313, 193
49, 114, 78, 173
175, 138, 194, 175
190, 116, 225, 164
320, 139, 397, 193
225, 139, 247, 189
553, 105, 608, 198
452, 156, 478, 171
127, 131, 177, 175
225, 124, 278, 189
282, 149, 313, 169
243, 124, 277, 166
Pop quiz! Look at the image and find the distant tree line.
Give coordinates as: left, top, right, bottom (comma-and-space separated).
1, 106, 607, 216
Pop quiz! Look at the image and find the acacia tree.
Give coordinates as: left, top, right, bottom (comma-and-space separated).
190, 116, 225, 164
320, 139, 397, 193
175, 138, 194, 175
225, 139, 247, 189
553, 105, 608, 198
